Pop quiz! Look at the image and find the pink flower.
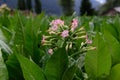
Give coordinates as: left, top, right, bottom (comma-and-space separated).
50, 19, 64, 27
49, 19, 64, 32
61, 30, 69, 38
41, 35, 46, 45
48, 49, 53, 54
86, 35, 92, 44
86, 39, 92, 44
50, 25, 58, 31
71, 19, 78, 31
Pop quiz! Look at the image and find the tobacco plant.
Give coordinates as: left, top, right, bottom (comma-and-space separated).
0, 9, 120, 80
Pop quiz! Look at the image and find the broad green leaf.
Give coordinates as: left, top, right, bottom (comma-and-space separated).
85, 34, 111, 79
33, 13, 46, 33
0, 48, 9, 80
62, 63, 77, 80
14, 13, 42, 64
14, 13, 26, 45
6, 54, 24, 80
16, 54, 45, 80
114, 16, 120, 41
109, 64, 120, 80
24, 16, 42, 64
102, 21, 118, 40
104, 31, 120, 65
45, 48, 68, 80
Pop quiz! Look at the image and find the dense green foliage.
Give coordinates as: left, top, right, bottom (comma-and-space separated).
17, 0, 41, 14
0, 11, 120, 80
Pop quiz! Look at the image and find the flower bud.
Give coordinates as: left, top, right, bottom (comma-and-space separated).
42, 43, 52, 46
86, 46, 96, 51
74, 35, 86, 39
69, 42, 72, 49
81, 42, 84, 46
86, 35, 92, 44
48, 49, 53, 55
78, 27, 85, 31
66, 43, 69, 51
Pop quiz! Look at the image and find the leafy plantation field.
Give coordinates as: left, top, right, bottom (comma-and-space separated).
0, 12, 120, 80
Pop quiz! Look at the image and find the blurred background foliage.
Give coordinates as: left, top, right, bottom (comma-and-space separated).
1, 0, 120, 16
80, 0, 96, 16
99, 0, 120, 14
17, 0, 41, 14
60, 0, 74, 16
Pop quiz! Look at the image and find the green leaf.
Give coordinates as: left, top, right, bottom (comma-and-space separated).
45, 48, 68, 80
14, 13, 26, 45
0, 48, 9, 80
62, 63, 77, 80
16, 54, 45, 80
85, 34, 111, 79
24, 16, 42, 64
6, 54, 24, 80
56, 39, 64, 48
0, 40, 12, 54
109, 64, 120, 80
14, 13, 42, 64
0, 27, 7, 42
0, 15, 10, 27
104, 31, 120, 65
0, 26, 13, 43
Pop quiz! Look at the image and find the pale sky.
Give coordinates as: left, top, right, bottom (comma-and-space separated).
95, 0, 106, 4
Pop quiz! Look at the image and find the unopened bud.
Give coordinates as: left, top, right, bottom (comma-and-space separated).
42, 43, 52, 46
81, 42, 84, 46
74, 35, 86, 39
78, 27, 85, 31
86, 46, 96, 51
44, 35, 52, 39
48, 49, 53, 55
64, 25, 69, 28
69, 42, 72, 49
66, 43, 69, 51
50, 38, 56, 41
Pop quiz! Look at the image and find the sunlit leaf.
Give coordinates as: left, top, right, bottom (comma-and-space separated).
85, 33, 112, 79
16, 54, 45, 80
45, 48, 68, 80
109, 64, 120, 80
0, 48, 9, 80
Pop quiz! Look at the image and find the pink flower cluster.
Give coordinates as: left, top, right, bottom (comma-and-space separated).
50, 19, 64, 26
41, 18, 95, 55
61, 30, 69, 38
49, 19, 64, 31
71, 19, 78, 31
